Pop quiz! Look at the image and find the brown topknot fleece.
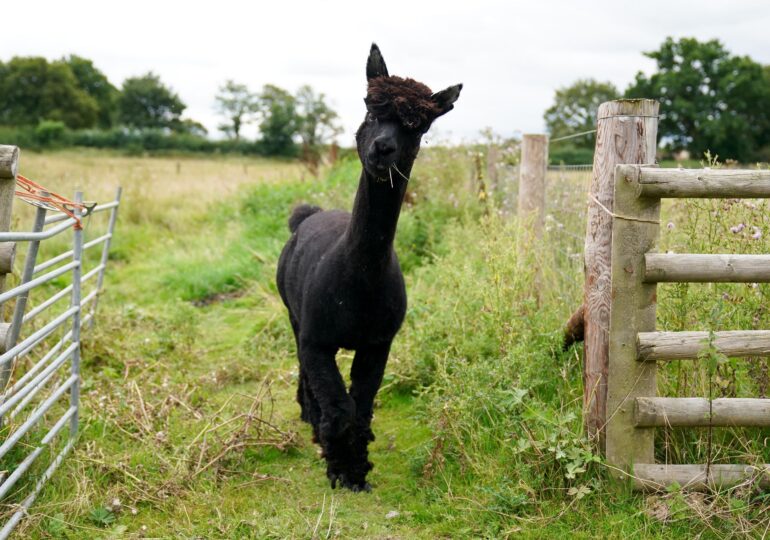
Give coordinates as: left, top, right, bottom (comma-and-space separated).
364, 76, 442, 131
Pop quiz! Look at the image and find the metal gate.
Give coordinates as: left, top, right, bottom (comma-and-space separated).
0, 145, 121, 537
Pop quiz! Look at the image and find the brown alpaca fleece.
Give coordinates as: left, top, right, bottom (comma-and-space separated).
365, 76, 442, 131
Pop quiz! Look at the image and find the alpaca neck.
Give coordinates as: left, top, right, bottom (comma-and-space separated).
345, 164, 412, 269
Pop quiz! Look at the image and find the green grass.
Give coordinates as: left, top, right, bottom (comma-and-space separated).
2, 150, 769, 538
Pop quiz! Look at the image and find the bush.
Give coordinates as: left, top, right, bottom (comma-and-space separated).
33, 120, 69, 148
0, 125, 292, 156
549, 143, 594, 165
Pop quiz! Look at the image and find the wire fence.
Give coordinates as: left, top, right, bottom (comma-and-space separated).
543, 164, 592, 297
0, 183, 121, 538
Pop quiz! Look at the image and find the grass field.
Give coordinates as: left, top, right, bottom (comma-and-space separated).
1, 149, 769, 539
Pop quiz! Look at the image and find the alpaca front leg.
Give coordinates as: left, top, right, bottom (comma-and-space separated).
348, 343, 391, 489
299, 343, 355, 487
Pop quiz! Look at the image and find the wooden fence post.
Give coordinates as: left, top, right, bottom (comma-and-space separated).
0, 146, 19, 309
518, 134, 548, 237
583, 100, 659, 450
605, 164, 660, 471
486, 145, 500, 190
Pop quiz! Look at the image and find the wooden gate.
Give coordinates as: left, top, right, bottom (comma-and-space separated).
606, 164, 770, 490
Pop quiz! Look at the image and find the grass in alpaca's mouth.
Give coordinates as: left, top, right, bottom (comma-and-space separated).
374, 165, 410, 188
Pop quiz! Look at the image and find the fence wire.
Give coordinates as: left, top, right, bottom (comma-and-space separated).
543, 164, 592, 298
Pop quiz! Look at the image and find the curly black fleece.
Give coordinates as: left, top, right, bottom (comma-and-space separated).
364, 76, 442, 131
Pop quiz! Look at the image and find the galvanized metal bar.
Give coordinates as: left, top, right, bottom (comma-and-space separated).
22, 284, 73, 324
0, 439, 75, 539
32, 250, 72, 276
43, 200, 119, 225
0, 374, 77, 460
13, 319, 72, 364
0, 406, 76, 500
6, 334, 73, 397
32, 233, 111, 276
69, 191, 83, 438
23, 285, 95, 334
81, 263, 105, 284
89, 188, 121, 327
84, 232, 112, 250
91, 200, 120, 213
0, 342, 77, 417
0, 261, 77, 306
80, 289, 98, 308
10, 368, 64, 419
0, 306, 78, 366
10, 344, 76, 421
0, 207, 47, 399
0, 218, 76, 242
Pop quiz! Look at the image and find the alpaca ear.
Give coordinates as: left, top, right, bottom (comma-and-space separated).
366, 43, 389, 81
432, 84, 463, 117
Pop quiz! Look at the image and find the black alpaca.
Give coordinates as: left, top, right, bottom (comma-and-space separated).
276, 44, 461, 491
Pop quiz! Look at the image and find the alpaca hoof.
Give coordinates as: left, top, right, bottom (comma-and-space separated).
327, 471, 371, 492
349, 481, 372, 493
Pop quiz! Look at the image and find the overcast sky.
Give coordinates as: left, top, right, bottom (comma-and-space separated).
3, 1, 769, 144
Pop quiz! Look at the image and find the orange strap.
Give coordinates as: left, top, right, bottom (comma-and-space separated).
15, 175, 96, 230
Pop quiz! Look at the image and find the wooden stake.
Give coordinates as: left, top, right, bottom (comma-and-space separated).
518, 134, 548, 236
0, 146, 19, 302
486, 145, 499, 189
605, 164, 660, 472
0, 243, 15, 275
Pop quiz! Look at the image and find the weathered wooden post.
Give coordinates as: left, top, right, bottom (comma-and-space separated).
605, 164, 660, 471
583, 100, 659, 449
0, 146, 19, 309
518, 134, 548, 237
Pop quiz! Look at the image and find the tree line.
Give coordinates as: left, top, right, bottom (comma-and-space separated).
0, 55, 341, 159
545, 37, 770, 164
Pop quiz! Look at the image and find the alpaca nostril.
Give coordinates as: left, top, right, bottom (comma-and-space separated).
374, 138, 396, 157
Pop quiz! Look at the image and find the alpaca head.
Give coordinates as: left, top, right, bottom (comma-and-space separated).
356, 43, 462, 181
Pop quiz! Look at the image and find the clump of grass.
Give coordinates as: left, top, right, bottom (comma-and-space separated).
9, 148, 770, 538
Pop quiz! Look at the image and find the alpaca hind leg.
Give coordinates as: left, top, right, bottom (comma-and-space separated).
291, 317, 317, 425
299, 343, 355, 487
347, 343, 391, 490
297, 369, 318, 424
299, 369, 323, 442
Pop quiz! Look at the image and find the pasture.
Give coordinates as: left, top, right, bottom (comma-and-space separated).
3, 148, 770, 538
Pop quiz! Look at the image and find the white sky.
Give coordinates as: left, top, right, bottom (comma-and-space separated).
3, 0, 769, 144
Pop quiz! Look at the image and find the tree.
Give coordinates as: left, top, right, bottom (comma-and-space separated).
544, 79, 618, 149
0, 56, 98, 128
118, 72, 186, 130
214, 80, 256, 140
295, 85, 342, 149
295, 85, 342, 174
256, 84, 297, 156
177, 119, 208, 137
626, 37, 770, 162
63, 55, 119, 129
